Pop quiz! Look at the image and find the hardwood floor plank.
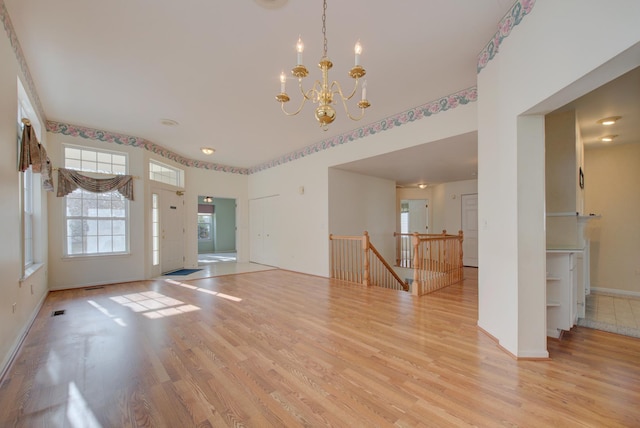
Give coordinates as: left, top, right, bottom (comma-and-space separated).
1, 268, 640, 426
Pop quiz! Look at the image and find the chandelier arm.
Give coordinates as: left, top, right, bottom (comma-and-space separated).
328, 81, 365, 121
297, 80, 318, 102
330, 79, 359, 101
280, 95, 308, 117
338, 94, 367, 121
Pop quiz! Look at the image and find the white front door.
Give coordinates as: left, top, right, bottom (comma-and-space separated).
161, 189, 184, 273
461, 193, 478, 267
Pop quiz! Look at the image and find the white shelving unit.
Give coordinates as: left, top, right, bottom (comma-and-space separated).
546, 251, 580, 338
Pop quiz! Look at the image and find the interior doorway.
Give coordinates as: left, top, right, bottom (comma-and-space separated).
400, 199, 429, 234
198, 196, 237, 263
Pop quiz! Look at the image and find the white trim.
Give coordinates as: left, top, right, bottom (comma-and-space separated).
590, 287, 640, 299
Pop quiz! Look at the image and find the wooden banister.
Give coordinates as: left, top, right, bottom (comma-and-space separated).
330, 232, 408, 292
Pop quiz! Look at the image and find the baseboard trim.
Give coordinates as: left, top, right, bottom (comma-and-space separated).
0, 291, 48, 383
591, 287, 640, 299
477, 325, 550, 360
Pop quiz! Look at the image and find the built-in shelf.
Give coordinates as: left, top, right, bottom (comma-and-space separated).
547, 301, 561, 307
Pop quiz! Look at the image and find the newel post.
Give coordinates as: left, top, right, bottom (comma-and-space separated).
362, 231, 370, 286
458, 230, 464, 280
412, 232, 420, 295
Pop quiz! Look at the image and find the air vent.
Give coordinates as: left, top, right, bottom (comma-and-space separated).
51, 309, 66, 317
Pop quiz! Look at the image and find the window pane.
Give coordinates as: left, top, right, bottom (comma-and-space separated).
86, 236, 98, 254
113, 220, 126, 235
66, 158, 82, 170
85, 219, 98, 236
81, 150, 97, 162
112, 236, 126, 253
66, 148, 81, 160
66, 198, 82, 216
67, 219, 84, 237
98, 236, 112, 253
98, 220, 112, 236
97, 152, 112, 163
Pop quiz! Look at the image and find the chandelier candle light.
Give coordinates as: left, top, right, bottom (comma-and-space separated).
275, 0, 370, 129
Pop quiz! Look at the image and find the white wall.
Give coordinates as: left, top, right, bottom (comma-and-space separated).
329, 169, 396, 262
248, 102, 478, 277
477, 0, 640, 357
585, 144, 640, 295
46, 133, 146, 289
430, 179, 478, 234
46, 133, 250, 287
0, 23, 49, 374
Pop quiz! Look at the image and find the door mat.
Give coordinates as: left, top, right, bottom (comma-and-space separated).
163, 269, 203, 276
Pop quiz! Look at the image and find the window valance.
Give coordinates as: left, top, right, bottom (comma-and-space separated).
57, 168, 134, 201
19, 123, 54, 192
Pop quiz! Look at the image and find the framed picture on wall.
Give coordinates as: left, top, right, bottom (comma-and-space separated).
579, 167, 584, 189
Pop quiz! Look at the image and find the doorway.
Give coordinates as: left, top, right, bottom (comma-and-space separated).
400, 199, 429, 234
198, 196, 237, 263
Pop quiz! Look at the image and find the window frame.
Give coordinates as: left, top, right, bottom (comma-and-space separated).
62, 144, 131, 258
149, 159, 184, 188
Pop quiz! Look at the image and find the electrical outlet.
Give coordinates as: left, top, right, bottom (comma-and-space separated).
30, 284, 34, 295
12, 303, 16, 313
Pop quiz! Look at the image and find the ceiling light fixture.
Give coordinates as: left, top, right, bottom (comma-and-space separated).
160, 118, 179, 126
601, 135, 618, 142
418, 184, 428, 189
203, 196, 213, 203
597, 116, 621, 126
201, 147, 215, 155
275, 0, 370, 129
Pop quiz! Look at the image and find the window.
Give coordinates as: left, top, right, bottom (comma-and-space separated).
400, 202, 409, 234
149, 160, 183, 187
18, 82, 40, 273
23, 166, 34, 267
152, 193, 159, 265
63, 145, 129, 256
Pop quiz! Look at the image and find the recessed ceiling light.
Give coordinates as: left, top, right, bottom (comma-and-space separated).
597, 116, 621, 126
254, 0, 288, 9
601, 135, 618, 142
418, 183, 428, 189
201, 147, 215, 155
160, 118, 179, 126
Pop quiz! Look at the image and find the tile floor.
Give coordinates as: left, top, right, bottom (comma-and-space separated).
156, 253, 276, 281
579, 292, 640, 338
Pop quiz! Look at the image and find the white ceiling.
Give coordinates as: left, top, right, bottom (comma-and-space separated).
6, 0, 513, 171
7, 1, 636, 188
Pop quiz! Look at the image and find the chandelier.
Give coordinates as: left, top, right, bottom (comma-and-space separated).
275, 0, 370, 129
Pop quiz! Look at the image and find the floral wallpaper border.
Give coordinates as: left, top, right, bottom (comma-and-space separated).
477, 0, 536, 73
249, 86, 478, 174
46, 121, 249, 175
3, 0, 534, 175
0, 0, 46, 121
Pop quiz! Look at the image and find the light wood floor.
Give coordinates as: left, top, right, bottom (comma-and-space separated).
1, 268, 639, 427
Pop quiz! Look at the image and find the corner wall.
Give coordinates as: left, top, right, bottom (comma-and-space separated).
477, 0, 640, 357
0, 9, 48, 375
248, 102, 478, 277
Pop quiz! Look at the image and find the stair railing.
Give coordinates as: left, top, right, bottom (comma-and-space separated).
411, 230, 464, 295
329, 231, 409, 292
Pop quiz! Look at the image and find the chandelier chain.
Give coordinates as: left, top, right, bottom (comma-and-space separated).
322, 0, 328, 57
